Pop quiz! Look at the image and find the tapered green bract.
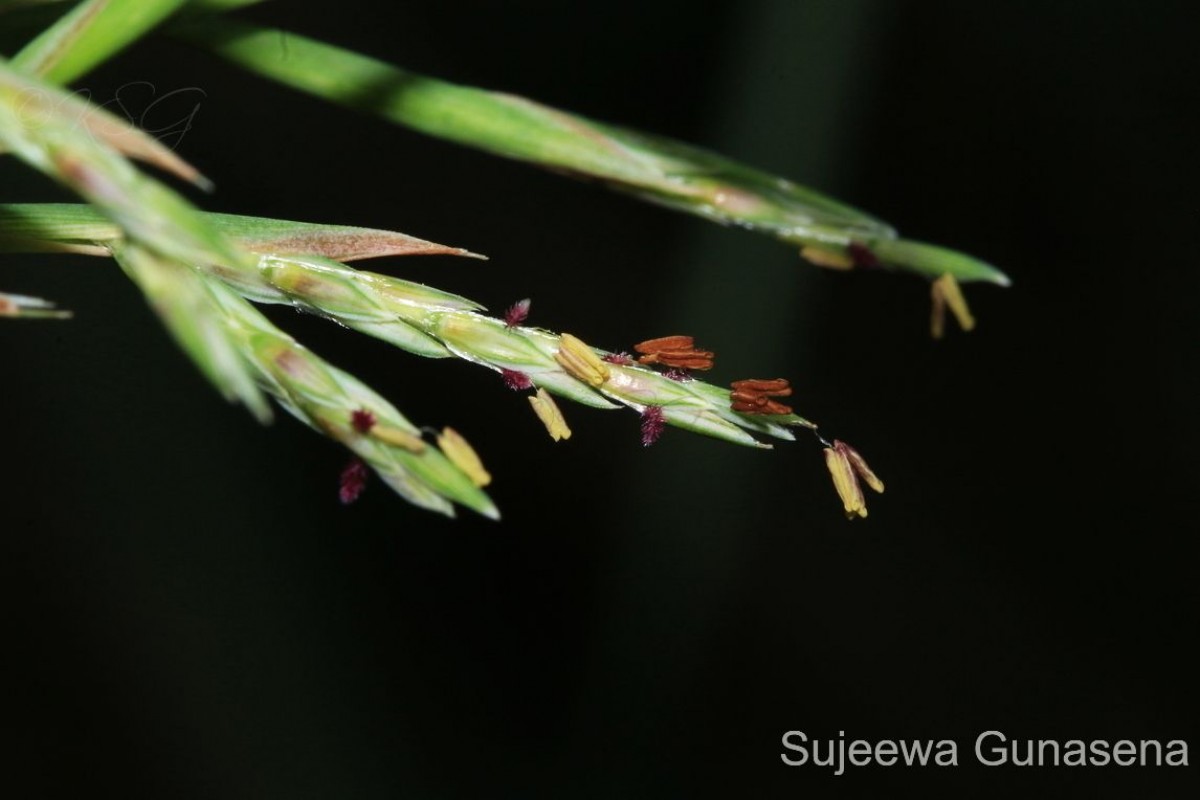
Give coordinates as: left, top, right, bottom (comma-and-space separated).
0, 4, 897, 518
0, 203, 483, 261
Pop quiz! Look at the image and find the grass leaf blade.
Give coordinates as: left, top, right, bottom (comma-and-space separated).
11, 0, 192, 85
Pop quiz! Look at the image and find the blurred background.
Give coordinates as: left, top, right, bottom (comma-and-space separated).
3, 0, 1197, 796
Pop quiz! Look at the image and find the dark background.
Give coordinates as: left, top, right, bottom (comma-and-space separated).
3, 1, 1197, 797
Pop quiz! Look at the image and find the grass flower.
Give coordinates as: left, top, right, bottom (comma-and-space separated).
0, 2, 1001, 518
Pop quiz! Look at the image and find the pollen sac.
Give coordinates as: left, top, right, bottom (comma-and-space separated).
437, 427, 492, 487
799, 246, 854, 270
835, 439, 884, 494
528, 388, 572, 441
730, 378, 793, 416
800, 242, 880, 271
633, 334, 715, 371
930, 273, 976, 339
822, 439, 884, 519
823, 446, 867, 519
370, 424, 427, 453
555, 333, 610, 387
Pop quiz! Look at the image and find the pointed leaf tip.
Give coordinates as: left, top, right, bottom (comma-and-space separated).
873, 238, 1011, 287
199, 213, 485, 262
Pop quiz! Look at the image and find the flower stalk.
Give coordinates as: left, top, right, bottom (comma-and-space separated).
2, 201, 817, 450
